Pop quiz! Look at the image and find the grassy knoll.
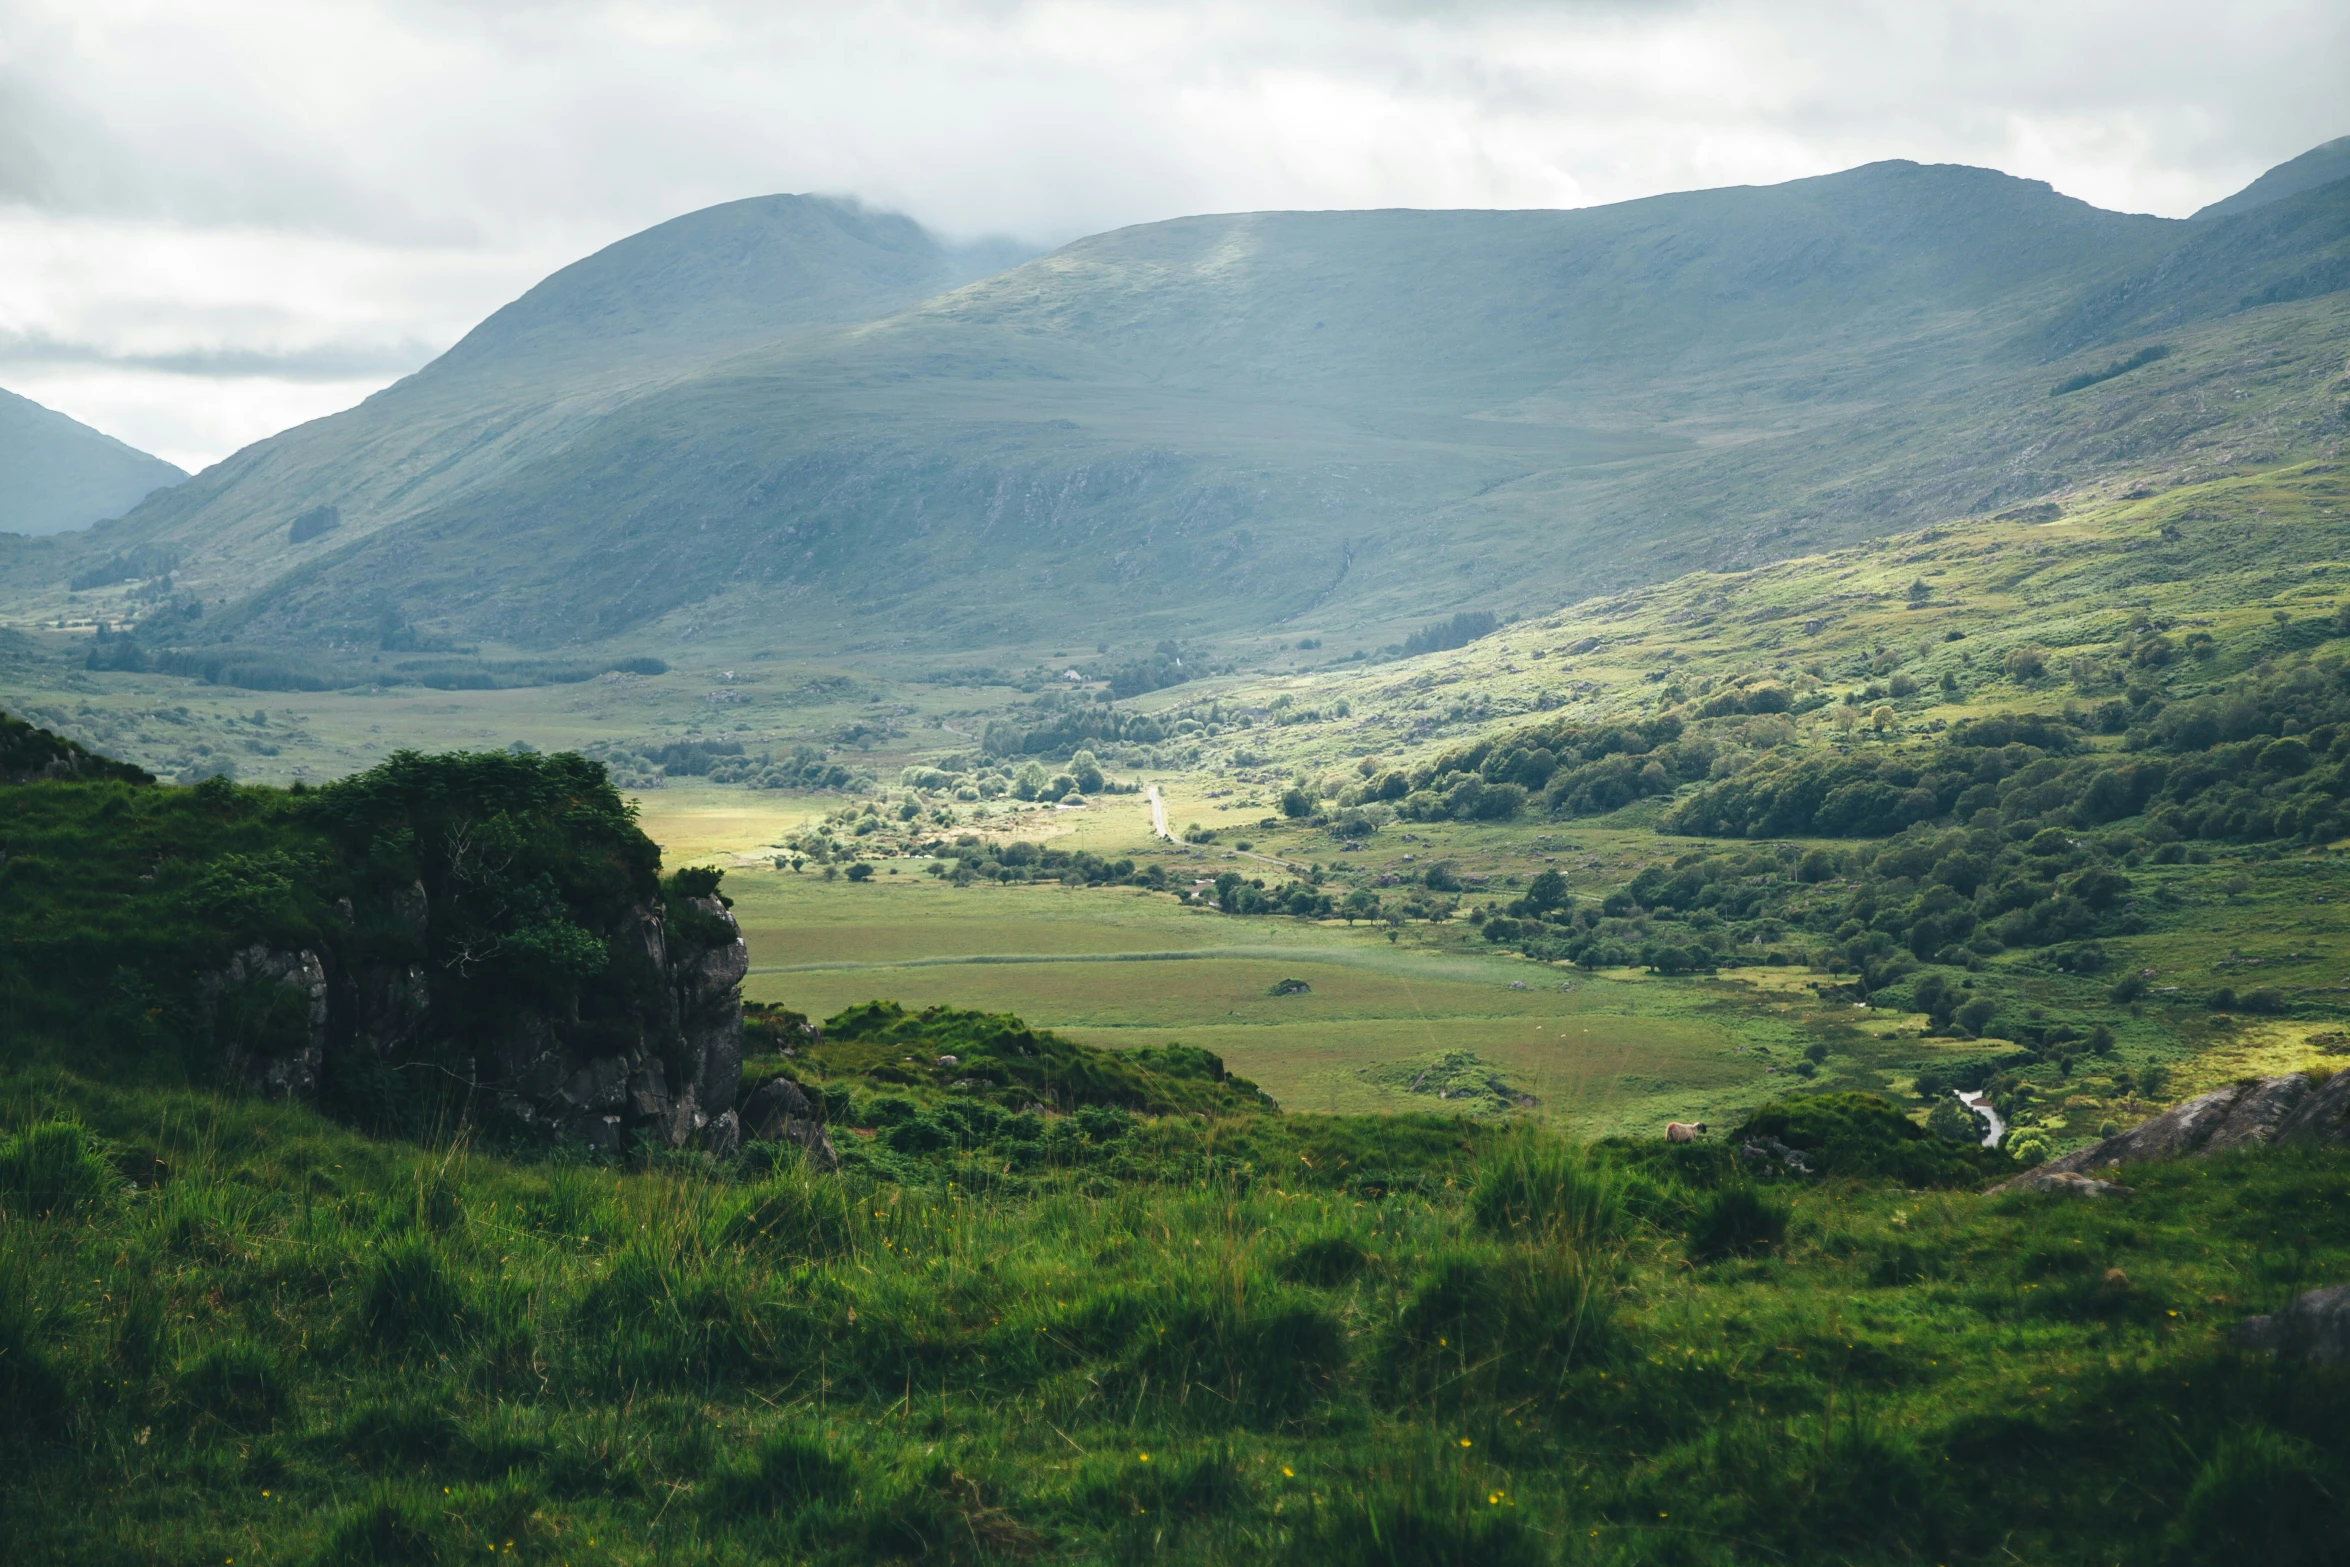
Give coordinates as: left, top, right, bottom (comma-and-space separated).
7, 1057, 2350, 1564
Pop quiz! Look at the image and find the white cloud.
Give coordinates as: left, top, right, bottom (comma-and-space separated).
0, 0, 2341, 467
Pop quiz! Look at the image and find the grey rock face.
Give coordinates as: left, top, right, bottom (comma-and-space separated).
204, 944, 329, 1101
2231, 1283, 2350, 1363
259, 880, 750, 1157
1986, 1071, 2350, 1194
740, 1076, 841, 1172
1996, 1170, 2132, 1199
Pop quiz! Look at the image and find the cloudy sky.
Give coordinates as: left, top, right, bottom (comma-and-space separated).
2, 0, 2343, 472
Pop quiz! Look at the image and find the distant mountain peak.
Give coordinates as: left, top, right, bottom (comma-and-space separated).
0, 388, 185, 536
426, 193, 1034, 382
2193, 135, 2350, 221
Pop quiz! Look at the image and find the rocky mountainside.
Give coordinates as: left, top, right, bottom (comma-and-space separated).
0, 388, 185, 536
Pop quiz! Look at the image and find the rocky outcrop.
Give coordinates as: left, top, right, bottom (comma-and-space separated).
1987, 1071, 2350, 1194
475, 893, 750, 1154
1995, 1170, 2132, 1199
204, 943, 330, 1101
741, 1075, 841, 1171
243, 877, 754, 1158
2231, 1284, 2350, 1363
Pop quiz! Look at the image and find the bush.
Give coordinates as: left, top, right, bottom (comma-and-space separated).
1735, 1094, 2007, 1187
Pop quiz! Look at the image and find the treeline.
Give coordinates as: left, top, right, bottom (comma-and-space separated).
1479, 818, 2142, 1001
83, 635, 667, 694
981, 703, 1172, 759
1666, 661, 2350, 847
1338, 714, 1701, 823
1395, 610, 1496, 659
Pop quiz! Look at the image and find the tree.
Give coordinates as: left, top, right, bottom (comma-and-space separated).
1870, 704, 1897, 734
845, 863, 874, 882
1522, 868, 1569, 917
2005, 644, 2048, 681
1012, 762, 1047, 801
1956, 996, 1997, 1036
1070, 750, 1106, 794
1341, 888, 1381, 924
1280, 785, 1315, 819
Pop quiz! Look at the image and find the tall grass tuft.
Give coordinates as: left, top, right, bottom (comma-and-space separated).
1687, 1183, 1788, 1262
0, 1119, 117, 1218
703, 1431, 854, 1519
312, 1481, 445, 1566
2170, 1426, 2347, 1566
1469, 1123, 1624, 1246
360, 1234, 469, 1351
1381, 1245, 1611, 1412
1290, 1459, 1547, 1567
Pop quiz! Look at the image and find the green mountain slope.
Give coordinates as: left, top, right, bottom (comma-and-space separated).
23, 146, 2350, 680
0, 388, 185, 536
34, 196, 1026, 601
2193, 133, 2350, 219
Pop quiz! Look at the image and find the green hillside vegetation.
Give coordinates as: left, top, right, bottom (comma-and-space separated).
10, 1054, 2350, 1563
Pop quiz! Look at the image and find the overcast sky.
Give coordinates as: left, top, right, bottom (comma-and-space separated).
2, 0, 2343, 472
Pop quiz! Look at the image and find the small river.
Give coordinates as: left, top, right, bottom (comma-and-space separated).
1954, 1088, 2005, 1149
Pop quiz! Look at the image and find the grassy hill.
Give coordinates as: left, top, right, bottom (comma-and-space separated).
0, 388, 185, 537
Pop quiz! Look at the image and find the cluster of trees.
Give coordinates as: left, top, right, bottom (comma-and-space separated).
1478, 818, 2144, 994
596, 740, 863, 793
1666, 660, 2350, 848
928, 838, 1162, 889
1335, 715, 1703, 824
1394, 610, 1497, 659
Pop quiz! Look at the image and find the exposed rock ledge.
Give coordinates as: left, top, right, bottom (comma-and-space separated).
1986, 1070, 2350, 1194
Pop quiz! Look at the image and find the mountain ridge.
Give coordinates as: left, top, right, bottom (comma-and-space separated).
21, 146, 2350, 672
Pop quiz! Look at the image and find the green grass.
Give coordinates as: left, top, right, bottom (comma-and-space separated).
7, 1062, 2350, 1563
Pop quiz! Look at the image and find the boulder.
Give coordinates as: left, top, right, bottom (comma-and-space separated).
2231, 1283, 2350, 1364
1985, 1071, 2350, 1194
1996, 1169, 2132, 1199
741, 1076, 841, 1172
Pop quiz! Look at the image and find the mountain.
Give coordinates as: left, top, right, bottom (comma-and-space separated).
35, 195, 1029, 595
27, 144, 2350, 673
2193, 134, 2350, 220
0, 389, 185, 536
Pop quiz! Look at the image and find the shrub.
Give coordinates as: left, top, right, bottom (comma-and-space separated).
1736, 1094, 2006, 1187
2008, 1133, 2053, 1167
